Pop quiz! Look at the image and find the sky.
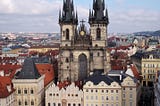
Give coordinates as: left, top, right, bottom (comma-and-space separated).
0, 0, 159, 33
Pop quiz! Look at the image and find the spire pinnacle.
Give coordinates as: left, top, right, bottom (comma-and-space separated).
59, 0, 78, 25
89, 0, 109, 25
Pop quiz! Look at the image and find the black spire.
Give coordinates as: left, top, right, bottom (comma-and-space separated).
89, 0, 109, 25
59, 0, 78, 25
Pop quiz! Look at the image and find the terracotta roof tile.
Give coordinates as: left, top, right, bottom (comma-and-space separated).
36, 64, 54, 87
130, 64, 141, 79
0, 64, 21, 79
0, 76, 15, 98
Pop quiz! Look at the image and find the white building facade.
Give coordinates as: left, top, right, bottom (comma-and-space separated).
45, 82, 83, 106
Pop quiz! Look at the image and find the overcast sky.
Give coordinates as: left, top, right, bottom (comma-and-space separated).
0, 0, 159, 33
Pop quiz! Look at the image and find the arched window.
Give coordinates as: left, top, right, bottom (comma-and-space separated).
30, 89, 34, 94
18, 100, 21, 105
25, 101, 28, 105
48, 103, 51, 106
96, 28, 101, 40
31, 101, 34, 105
66, 29, 69, 40
66, 58, 69, 63
78, 54, 87, 80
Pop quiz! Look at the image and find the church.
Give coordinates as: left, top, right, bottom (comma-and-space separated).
58, 0, 111, 82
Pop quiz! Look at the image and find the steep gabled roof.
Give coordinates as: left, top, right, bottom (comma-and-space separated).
16, 58, 41, 79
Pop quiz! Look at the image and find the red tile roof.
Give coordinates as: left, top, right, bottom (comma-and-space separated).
57, 81, 83, 90
36, 64, 54, 87
130, 64, 141, 79
0, 76, 15, 98
0, 64, 21, 79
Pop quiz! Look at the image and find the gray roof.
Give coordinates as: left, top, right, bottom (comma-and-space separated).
85, 70, 138, 85
16, 58, 41, 79
85, 74, 114, 85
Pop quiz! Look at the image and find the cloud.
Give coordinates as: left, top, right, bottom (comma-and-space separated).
0, 0, 62, 15
0, 0, 159, 33
109, 9, 160, 32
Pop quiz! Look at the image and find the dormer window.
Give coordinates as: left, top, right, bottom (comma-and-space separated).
149, 55, 153, 59
6, 84, 11, 92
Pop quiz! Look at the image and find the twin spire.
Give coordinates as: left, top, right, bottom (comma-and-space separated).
59, 0, 109, 25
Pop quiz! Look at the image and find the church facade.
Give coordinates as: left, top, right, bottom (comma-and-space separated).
58, 0, 111, 82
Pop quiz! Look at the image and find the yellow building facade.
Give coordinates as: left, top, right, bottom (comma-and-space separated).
142, 54, 160, 86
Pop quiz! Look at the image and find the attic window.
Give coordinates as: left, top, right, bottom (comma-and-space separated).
7, 84, 11, 92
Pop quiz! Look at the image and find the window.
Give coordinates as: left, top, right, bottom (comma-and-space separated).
96, 28, 101, 40
130, 88, 132, 90
123, 94, 125, 98
102, 90, 104, 93
102, 96, 104, 100
130, 94, 132, 98
31, 89, 34, 94
130, 102, 132, 106
111, 96, 114, 100
91, 96, 93, 100
78, 104, 81, 106
97, 52, 100, 57
116, 90, 118, 93
48, 103, 50, 106
53, 103, 56, 106
24, 89, 27, 94
25, 101, 28, 105
49, 93, 52, 96
116, 96, 118, 100
18, 100, 21, 105
68, 103, 71, 106
58, 103, 61, 106
18, 89, 21, 94
86, 96, 89, 100
73, 104, 76, 106
66, 29, 69, 40
96, 96, 98, 100
111, 90, 114, 93
66, 58, 69, 63
31, 101, 34, 105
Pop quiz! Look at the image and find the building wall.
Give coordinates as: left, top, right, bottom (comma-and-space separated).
141, 55, 160, 86
45, 83, 83, 106
12, 75, 45, 106
83, 81, 122, 106
0, 92, 15, 106
121, 77, 138, 106
90, 24, 107, 47
29, 47, 58, 53
58, 48, 111, 82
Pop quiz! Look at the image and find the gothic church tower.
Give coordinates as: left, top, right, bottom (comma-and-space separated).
58, 0, 111, 82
